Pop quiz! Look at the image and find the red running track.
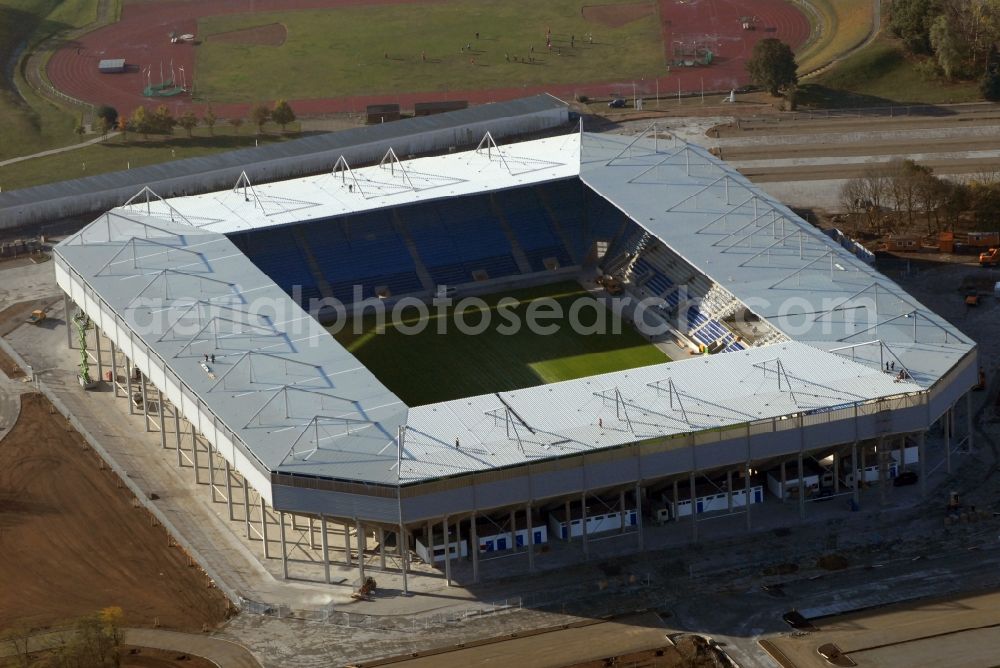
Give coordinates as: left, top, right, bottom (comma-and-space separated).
47, 0, 809, 118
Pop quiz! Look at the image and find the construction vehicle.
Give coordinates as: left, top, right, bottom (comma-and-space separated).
351, 576, 377, 601
980, 247, 1000, 266
26, 309, 46, 325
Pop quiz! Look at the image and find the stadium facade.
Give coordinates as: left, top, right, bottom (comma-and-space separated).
53, 126, 978, 589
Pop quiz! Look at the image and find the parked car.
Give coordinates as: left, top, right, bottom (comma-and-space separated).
608, 98, 627, 108
893, 471, 919, 486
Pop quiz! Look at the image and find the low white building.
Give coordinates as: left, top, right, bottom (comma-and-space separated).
475, 518, 548, 553
414, 530, 468, 564
548, 506, 638, 540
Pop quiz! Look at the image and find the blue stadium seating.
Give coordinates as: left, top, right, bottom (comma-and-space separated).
537, 180, 589, 262
402, 195, 519, 284
494, 190, 572, 271
229, 227, 318, 304
233, 180, 645, 306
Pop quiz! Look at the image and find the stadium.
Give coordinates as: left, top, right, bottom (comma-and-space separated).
52, 105, 978, 595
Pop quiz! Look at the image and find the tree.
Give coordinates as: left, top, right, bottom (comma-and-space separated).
95, 105, 118, 132
130, 106, 151, 138
151, 104, 176, 135
203, 104, 217, 135
745, 38, 797, 96
890, 0, 940, 54
271, 99, 296, 132
229, 117, 244, 134
117, 115, 129, 142
250, 103, 271, 134
98, 115, 114, 138
75, 124, 86, 141
930, 14, 966, 79
178, 110, 199, 137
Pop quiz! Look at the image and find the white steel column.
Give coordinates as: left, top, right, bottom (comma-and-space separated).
260, 498, 270, 558
918, 432, 926, 496
64, 293, 74, 349
191, 424, 200, 483
399, 524, 410, 595
279, 512, 288, 579
174, 409, 182, 466
224, 460, 234, 520
690, 471, 698, 541
581, 493, 589, 558
157, 389, 166, 449
242, 478, 251, 538
356, 520, 366, 583
207, 439, 217, 501
780, 461, 786, 501
470, 515, 479, 583
443, 516, 452, 586
564, 499, 571, 541
140, 372, 149, 431
344, 522, 353, 566
797, 452, 806, 519
833, 451, 840, 493
852, 441, 860, 506
619, 490, 627, 534
110, 341, 118, 394
378, 527, 386, 570
126, 361, 134, 415
635, 482, 644, 549
526, 505, 535, 572
726, 471, 733, 512
744, 463, 752, 530
321, 515, 331, 584
95, 328, 103, 380
509, 509, 517, 553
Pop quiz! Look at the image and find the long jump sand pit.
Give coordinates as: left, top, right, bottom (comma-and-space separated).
0, 393, 230, 631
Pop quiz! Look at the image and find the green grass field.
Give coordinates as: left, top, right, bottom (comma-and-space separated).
0, 124, 295, 190
332, 281, 669, 405
195, 0, 662, 102
0, 0, 102, 161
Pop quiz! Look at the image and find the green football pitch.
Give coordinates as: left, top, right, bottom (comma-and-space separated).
332, 281, 669, 405
194, 0, 663, 102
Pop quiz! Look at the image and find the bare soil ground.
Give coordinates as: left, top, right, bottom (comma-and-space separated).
582, 2, 654, 28
208, 22, 287, 46
0, 346, 24, 378
0, 393, 230, 632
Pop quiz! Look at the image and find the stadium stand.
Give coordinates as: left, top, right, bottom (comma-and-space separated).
230, 180, 640, 304
493, 189, 572, 271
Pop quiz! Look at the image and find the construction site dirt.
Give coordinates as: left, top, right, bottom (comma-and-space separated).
0, 392, 230, 631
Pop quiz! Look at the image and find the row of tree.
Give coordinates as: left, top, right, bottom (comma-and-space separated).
840, 159, 1000, 235
93, 100, 296, 140
891, 0, 1000, 92
3, 607, 124, 668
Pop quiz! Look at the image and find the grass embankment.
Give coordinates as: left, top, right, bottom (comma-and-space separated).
797, 1, 980, 107
0, 0, 101, 162
0, 125, 294, 191
195, 0, 663, 101
794, 0, 876, 75
333, 281, 668, 405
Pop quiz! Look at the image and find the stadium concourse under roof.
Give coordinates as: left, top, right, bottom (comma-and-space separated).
54, 130, 976, 488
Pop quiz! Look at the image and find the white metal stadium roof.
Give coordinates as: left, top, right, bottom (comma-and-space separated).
54, 130, 974, 486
